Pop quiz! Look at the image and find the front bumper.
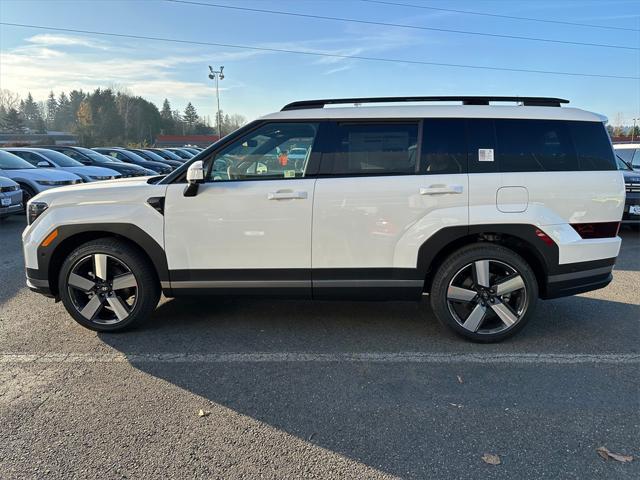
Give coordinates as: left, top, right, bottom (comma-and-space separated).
622, 191, 640, 223
26, 269, 54, 297
0, 203, 23, 217
543, 257, 615, 299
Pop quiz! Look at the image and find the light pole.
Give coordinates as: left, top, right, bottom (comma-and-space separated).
208, 65, 224, 139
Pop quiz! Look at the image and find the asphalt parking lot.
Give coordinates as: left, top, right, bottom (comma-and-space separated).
0, 215, 638, 479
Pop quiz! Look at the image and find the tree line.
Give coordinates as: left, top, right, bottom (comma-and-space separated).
0, 88, 246, 146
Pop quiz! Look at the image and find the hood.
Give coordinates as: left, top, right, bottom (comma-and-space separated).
0, 168, 81, 182
622, 170, 640, 183
61, 166, 121, 177
0, 176, 19, 188
31, 175, 165, 207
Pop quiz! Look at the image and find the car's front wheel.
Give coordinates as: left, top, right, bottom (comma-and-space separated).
58, 238, 160, 332
430, 243, 538, 342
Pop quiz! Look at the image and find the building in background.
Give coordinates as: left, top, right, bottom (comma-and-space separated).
0, 131, 78, 147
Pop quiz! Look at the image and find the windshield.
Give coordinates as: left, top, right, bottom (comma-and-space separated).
37, 149, 84, 167
74, 146, 117, 163
615, 148, 635, 163
616, 155, 632, 171
138, 150, 166, 162
0, 150, 36, 169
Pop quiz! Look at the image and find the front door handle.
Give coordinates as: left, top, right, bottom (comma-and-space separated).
419, 184, 464, 195
267, 190, 308, 200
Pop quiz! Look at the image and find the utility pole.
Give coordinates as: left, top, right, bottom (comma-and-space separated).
208, 65, 224, 139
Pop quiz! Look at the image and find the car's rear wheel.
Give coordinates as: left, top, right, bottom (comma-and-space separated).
58, 238, 160, 332
430, 243, 538, 342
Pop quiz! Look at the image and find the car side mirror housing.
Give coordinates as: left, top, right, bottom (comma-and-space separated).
184, 160, 204, 197
37, 161, 50, 168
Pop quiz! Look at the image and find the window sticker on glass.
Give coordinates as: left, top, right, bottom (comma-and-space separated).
284, 170, 296, 178
478, 148, 494, 162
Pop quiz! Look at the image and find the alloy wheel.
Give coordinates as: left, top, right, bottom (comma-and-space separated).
66, 254, 138, 325
446, 259, 528, 335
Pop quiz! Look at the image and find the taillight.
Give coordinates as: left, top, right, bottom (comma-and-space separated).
535, 228, 555, 247
570, 222, 620, 239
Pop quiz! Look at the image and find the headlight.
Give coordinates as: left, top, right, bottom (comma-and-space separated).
27, 201, 48, 225
36, 179, 82, 186
89, 175, 113, 180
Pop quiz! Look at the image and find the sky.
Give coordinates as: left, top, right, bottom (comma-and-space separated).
0, 0, 639, 125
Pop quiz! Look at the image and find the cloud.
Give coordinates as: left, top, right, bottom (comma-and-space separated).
26, 34, 109, 50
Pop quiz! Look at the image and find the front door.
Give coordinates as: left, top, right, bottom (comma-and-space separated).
164, 122, 321, 296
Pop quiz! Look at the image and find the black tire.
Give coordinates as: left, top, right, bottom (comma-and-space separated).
58, 238, 160, 332
19, 183, 35, 205
430, 243, 538, 343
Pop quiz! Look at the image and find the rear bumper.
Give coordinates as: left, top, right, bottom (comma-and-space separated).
542, 257, 615, 299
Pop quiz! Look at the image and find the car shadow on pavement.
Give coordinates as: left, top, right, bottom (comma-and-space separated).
98, 294, 640, 478
0, 215, 27, 308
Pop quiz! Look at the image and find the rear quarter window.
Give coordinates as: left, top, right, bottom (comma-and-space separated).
569, 121, 616, 171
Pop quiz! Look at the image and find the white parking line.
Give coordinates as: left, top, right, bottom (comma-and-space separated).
0, 352, 638, 364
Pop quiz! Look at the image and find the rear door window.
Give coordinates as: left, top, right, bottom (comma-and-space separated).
322, 122, 419, 176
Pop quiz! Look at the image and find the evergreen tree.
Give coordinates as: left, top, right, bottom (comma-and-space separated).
183, 102, 198, 133
46, 91, 58, 129
1, 108, 25, 133
54, 92, 73, 131
20, 92, 46, 133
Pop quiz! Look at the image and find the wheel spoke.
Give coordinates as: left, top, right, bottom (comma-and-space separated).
68, 273, 95, 292
80, 295, 104, 320
462, 303, 487, 332
112, 273, 136, 291
493, 275, 525, 296
490, 301, 519, 327
106, 295, 130, 321
473, 260, 490, 287
94, 254, 108, 280
447, 285, 477, 302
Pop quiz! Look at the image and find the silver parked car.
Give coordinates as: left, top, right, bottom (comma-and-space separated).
0, 150, 82, 204
5, 148, 121, 182
0, 176, 22, 219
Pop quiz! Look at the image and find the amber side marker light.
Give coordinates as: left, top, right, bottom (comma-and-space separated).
41, 229, 58, 247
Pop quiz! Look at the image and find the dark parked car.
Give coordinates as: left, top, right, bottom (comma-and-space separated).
39, 146, 155, 177
92, 148, 172, 175
617, 155, 640, 227
127, 149, 182, 169
166, 148, 194, 159
147, 148, 185, 162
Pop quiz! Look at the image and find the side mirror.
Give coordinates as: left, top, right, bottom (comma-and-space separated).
184, 160, 204, 197
37, 161, 50, 168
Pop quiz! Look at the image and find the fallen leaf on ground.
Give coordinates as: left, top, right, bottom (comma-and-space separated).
482, 453, 501, 465
198, 409, 210, 417
596, 447, 633, 463
457, 375, 464, 384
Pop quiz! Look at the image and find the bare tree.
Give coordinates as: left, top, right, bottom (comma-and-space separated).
0, 89, 21, 111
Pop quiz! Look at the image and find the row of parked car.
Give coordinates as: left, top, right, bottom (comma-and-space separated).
0, 145, 203, 219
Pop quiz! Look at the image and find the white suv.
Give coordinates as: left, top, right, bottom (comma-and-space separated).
22, 96, 625, 342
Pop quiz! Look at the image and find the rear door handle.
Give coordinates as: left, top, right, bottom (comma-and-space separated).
267, 190, 308, 200
419, 184, 464, 195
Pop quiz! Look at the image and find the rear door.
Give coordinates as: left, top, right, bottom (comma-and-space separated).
311, 119, 469, 299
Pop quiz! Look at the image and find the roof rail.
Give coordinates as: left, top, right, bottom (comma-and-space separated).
281, 96, 569, 111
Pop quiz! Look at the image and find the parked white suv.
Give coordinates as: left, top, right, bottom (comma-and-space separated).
22, 96, 624, 342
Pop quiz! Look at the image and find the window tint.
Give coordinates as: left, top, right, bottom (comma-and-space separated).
467, 119, 497, 173
325, 123, 418, 175
209, 122, 318, 181
569, 121, 616, 171
494, 119, 578, 172
421, 119, 466, 174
